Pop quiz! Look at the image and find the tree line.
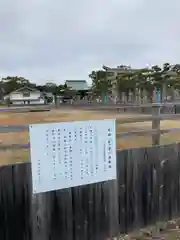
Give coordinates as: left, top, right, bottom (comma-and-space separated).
0, 76, 68, 95
89, 63, 180, 102
2, 63, 180, 103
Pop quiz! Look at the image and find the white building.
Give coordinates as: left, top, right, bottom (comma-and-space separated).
9, 87, 45, 105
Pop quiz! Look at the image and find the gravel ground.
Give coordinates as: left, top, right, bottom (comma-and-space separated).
117, 219, 180, 239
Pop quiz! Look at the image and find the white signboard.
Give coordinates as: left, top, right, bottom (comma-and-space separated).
29, 119, 116, 194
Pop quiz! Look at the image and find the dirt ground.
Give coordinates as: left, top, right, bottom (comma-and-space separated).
0, 109, 180, 165
120, 218, 180, 239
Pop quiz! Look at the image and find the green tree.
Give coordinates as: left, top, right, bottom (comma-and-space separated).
36, 82, 65, 95
171, 64, 180, 89
89, 70, 111, 98
116, 72, 135, 102
1, 76, 32, 94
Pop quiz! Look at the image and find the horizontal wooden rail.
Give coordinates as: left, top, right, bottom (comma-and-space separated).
0, 101, 179, 113
0, 125, 28, 133
0, 127, 180, 150
82, 102, 180, 109
116, 114, 180, 124
118, 127, 180, 137
0, 143, 30, 150
0, 114, 179, 133
0, 106, 50, 113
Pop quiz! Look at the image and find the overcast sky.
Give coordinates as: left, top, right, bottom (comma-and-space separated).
0, 0, 180, 84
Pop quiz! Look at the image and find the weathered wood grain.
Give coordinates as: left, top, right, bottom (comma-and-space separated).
0, 163, 31, 240
0, 145, 180, 239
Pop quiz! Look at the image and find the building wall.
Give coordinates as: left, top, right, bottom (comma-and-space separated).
10, 91, 41, 101
11, 99, 45, 105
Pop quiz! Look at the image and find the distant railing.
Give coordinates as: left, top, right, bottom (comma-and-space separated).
0, 103, 180, 152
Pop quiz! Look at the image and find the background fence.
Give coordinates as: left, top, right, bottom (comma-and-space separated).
0, 143, 180, 240
2, 103, 180, 151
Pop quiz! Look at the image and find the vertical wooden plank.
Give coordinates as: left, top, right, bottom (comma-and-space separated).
87, 184, 97, 240
130, 148, 144, 229
93, 182, 106, 240
71, 186, 85, 240
124, 149, 130, 232
0, 165, 13, 239
150, 145, 162, 223
165, 144, 179, 219
161, 145, 170, 220
140, 148, 149, 226
81, 186, 89, 240
13, 163, 32, 240
147, 147, 153, 224
119, 147, 141, 231
31, 192, 52, 240
177, 143, 180, 215
176, 143, 180, 215
0, 163, 31, 240
159, 144, 175, 221
172, 144, 180, 217
107, 179, 119, 238
146, 146, 161, 224
81, 184, 94, 240
124, 149, 132, 231
138, 146, 160, 227
158, 145, 167, 221
101, 151, 119, 238
101, 181, 111, 238
167, 144, 175, 219
117, 150, 126, 233
50, 189, 73, 240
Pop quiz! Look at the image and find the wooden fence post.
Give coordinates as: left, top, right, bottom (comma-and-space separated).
109, 180, 119, 237
152, 105, 160, 146
56, 96, 60, 108
104, 179, 119, 238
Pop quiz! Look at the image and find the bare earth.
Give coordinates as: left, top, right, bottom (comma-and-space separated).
120, 218, 180, 239
0, 109, 180, 165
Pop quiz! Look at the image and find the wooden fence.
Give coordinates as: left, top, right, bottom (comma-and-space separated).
1, 103, 180, 239
1, 103, 180, 151
0, 144, 180, 239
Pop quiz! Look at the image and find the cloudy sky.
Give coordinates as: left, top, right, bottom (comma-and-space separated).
0, 0, 180, 84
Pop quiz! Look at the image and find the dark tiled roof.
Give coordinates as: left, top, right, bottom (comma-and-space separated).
12, 86, 39, 93
65, 80, 89, 90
